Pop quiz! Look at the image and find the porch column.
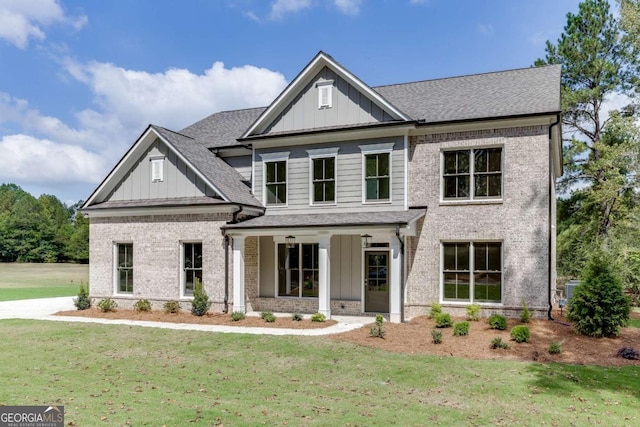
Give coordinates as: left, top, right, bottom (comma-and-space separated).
232, 236, 246, 313
390, 236, 402, 323
318, 235, 331, 319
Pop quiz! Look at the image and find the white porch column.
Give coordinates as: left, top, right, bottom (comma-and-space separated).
318, 235, 331, 319
232, 236, 246, 313
390, 236, 402, 323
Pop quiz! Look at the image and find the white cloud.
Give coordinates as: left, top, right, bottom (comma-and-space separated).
0, 134, 104, 183
0, 0, 87, 49
477, 24, 494, 36
269, 0, 312, 20
334, 0, 362, 15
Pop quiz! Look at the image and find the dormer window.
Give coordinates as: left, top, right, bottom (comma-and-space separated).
151, 157, 164, 182
317, 81, 333, 109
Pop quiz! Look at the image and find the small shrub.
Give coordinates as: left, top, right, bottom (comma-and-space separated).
434, 313, 452, 328
231, 311, 245, 321
191, 278, 211, 317
311, 312, 326, 322
520, 299, 531, 323
616, 346, 640, 360
548, 341, 564, 355
134, 299, 152, 312
73, 285, 91, 310
97, 298, 117, 313
453, 321, 470, 336
261, 311, 276, 323
466, 304, 481, 321
369, 314, 386, 338
510, 325, 530, 343
431, 329, 443, 344
490, 337, 510, 350
428, 303, 442, 319
488, 314, 508, 330
291, 313, 303, 321
163, 300, 181, 314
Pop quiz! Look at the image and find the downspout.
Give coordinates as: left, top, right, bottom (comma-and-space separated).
223, 205, 244, 313
395, 225, 406, 322
548, 114, 561, 321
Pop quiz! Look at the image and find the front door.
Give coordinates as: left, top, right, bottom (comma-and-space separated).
364, 251, 389, 313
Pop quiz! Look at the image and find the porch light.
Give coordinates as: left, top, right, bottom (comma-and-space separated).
285, 235, 296, 249
361, 234, 372, 248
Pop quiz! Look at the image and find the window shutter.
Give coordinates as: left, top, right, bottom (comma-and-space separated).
151, 158, 164, 181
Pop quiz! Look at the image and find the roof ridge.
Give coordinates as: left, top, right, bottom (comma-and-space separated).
151, 124, 195, 140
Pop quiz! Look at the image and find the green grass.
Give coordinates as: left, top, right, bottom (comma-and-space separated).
0, 263, 88, 301
0, 320, 638, 426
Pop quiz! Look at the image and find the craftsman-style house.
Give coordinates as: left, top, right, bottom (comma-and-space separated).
82, 52, 562, 322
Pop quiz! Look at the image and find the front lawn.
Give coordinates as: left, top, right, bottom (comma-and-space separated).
0, 320, 638, 426
0, 263, 88, 301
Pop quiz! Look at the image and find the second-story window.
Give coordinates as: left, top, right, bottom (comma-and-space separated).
443, 148, 502, 200
364, 152, 390, 202
312, 157, 335, 204
265, 160, 287, 205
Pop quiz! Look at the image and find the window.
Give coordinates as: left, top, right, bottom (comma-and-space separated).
317, 81, 333, 109
151, 158, 164, 182
116, 243, 133, 293
443, 148, 502, 200
312, 157, 335, 204
364, 152, 390, 202
277, 243, 319, 297
265, 160, 287, 205
183, 242, 202, 296
442, 242, 502, 303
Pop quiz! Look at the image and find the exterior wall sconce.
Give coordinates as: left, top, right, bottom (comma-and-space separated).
285, 235, 296, 249
361, 234, 371, 248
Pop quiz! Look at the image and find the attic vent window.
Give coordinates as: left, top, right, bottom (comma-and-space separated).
151, 157, 164, 182
317, 81, 333, 109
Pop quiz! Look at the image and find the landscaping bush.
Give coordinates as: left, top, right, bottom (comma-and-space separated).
520, 299, 531, 323
428, 303, 442, 319
434, 313, 452, 328
191, 278, 211, 317
567, 254, 631, 337
291, 313, 303, 321
311, 312, 326, 322
466, 304, 481, 321
369, 314, 385, 338
453, 321, 470, 336
616, 346, 639, 360
431, 329, 443, 344
97, 298, 117, 313
134, 299, 152, 312
548, 341, 563, 355
231, 311, 245, 321
510, 325, 530, 343
261, 311, 276, 323
73, 285, 91, 310
490, 337, 510, 350
163, 300, 181, 314
488, 314, 508, 330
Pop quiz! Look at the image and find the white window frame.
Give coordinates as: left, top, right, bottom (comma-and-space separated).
317, 80, 333, 109
274, 239, 320, 299
440, 146, 503, 203
307, 147, 339, 206
113, 242, 133, 295
439, 240, 503, 305
360, 143, 394, 204
180, 241, 203, 298
260, 152, 290, 207
151, 157, 164, 182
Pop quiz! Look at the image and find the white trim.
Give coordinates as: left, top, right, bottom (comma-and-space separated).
308, 149, 339, 206
403, 133, 409, 211
440, 145, 504, 203
362, 246, 391, 314
261, 153, 290, 207
151, 157, 164, 182
179, 241, 202, 299
360, 143, 394, 204
84, 204, 263, 219
113, 242, 134, 296
317, 80, 333, 109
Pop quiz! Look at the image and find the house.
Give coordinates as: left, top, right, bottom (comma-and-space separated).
81, 52, 562, 322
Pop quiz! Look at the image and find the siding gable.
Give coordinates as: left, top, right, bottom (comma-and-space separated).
264, 67, 395, 135
106, 138, 221, 202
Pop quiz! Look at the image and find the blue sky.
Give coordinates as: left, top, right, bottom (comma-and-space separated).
0, 0, 586, 203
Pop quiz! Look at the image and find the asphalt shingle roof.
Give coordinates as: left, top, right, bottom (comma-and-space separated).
180, 107, 266, 149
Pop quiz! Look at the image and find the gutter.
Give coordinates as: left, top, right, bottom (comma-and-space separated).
548, 113, 561, 320
395, 225, 406, 323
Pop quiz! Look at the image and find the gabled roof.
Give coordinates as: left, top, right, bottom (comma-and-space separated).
180, 107, 266, 149
240, 51, 412, 139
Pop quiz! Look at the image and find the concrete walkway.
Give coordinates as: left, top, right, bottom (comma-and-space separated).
0, 297, 373, 336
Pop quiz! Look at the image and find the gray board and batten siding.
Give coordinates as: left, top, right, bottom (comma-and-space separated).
107, 139, 220, 202
254, 137, 405, 215
263, 67, 396, 135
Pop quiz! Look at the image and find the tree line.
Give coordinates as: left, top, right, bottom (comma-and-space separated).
0, 183, 89, 263
537, 0, 640, 302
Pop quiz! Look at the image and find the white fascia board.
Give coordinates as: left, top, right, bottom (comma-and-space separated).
84, 204, 263, 218
409, 115, 557, 136
224, 224, 400, 239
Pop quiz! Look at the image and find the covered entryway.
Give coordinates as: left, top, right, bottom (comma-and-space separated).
364, 250, 389, 313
